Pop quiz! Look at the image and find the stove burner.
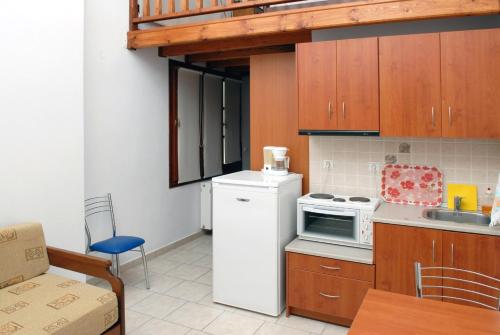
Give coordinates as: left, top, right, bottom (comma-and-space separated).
309, 193, 334, 200
349, 197, 371, 203
332, 198, 346, 202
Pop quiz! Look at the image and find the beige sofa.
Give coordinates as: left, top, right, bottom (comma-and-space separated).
0, 223, 124, 335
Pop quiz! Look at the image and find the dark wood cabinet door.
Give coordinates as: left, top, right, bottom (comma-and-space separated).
297, 41, 336, 130
375, 223, 442, 296
379, 33, 441, 137
441, 28, 500, 138
337, 37, 379, 131
442, 231, 500, 309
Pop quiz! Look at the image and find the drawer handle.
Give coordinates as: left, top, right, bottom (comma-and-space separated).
320, 265, 341, 271
320, 292, 340, 299
236, 198, 250, 202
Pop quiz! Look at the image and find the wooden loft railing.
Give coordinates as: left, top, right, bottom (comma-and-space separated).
128, 0, 500, 52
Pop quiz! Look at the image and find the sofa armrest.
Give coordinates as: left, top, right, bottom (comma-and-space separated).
47, 246, 125, 335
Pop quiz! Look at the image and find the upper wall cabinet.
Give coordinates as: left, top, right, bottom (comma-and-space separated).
297, 41, 337, 131
297, 38, 379, 132
379, 33, 442, 137
441, 28, 500, 138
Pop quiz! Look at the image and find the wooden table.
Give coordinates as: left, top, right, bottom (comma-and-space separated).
349, 289, 500, 335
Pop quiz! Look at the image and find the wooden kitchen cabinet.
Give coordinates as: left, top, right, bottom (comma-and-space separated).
442, 231, 500, 308
297, 41, 337, 130
379, 33, 442, 137
297, 38, 379, 132
336, 37, 379, 131
287, 252, 374, 326
375, 223, 443, 296
441, 28, 500, 138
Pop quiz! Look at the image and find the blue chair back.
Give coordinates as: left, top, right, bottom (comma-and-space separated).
84, 193, 117, 253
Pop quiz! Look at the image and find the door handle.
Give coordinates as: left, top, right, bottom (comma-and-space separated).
320, 292, 340, 299
236, 198, 250, 202
451, 243, 454, 266
328, 101, 332, 120
431, 107, 435, 128
320, 265, 341, 271
432, 239, 435, 264
448, 106, 452, 127
342, 101, 346, 120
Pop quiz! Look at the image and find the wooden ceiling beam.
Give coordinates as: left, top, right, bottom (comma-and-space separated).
187, 45, 294, 63
207, 58, 251, 68
128, 0, 500, 49
158, 31, 311, 56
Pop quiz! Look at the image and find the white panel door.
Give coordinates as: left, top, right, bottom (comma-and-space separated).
213, 184, 279, 315
203, 74, 223, 178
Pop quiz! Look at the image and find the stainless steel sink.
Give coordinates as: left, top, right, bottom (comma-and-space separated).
423, 208, 491, 225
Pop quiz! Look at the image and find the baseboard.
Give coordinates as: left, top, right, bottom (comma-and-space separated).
86, 230, 207, 284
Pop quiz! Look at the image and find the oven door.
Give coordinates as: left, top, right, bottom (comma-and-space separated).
298, 205, 360, 246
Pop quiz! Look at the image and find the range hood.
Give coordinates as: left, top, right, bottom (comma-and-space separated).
298, 130, 380, 136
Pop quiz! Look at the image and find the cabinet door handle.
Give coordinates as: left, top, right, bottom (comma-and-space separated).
451, 243, 455, 266
236, 198, 250, 202
320, 292, 340, 299
320, 265, 341, 271
432, 239, 436, 264
342, 101, 346, 120
431, 107, 436, 128
448, 106, 452, 127
328, 101, 332, 120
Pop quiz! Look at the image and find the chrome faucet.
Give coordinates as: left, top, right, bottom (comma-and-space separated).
453, 196, 463, 212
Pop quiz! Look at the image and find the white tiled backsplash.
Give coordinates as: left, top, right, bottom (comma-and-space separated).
309, 137, 500, 206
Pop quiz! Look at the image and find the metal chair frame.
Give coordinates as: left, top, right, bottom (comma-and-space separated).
415, 262, 500, 310
85, 193, 150, 289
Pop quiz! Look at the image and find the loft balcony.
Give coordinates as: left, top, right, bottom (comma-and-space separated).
127, 0, 500, 56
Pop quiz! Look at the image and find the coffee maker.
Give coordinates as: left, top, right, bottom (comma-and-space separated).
262, 146, 290, 176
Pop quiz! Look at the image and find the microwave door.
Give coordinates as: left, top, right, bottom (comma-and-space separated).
302, 207, 359, 243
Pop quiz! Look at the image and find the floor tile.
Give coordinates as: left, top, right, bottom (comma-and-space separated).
129, 293, 186, 319
165, 302, 223, 330
130, 318, 190, 335
167, 264, 211, 281
198, 293, 238, 312
121, 266, 151, 286
147, 257, 182, 274
190, 243, 212, 255
234, 309, 278, 323
204, 312, 264, 335
186, 330, 211, 335
191, 255, 212, 268
166, 281, 212, 302
164, 250, 207, 264
277, 315, 326, 334
196, 271, 212, 286
321, 324, 349, 335
124, 286, 153, 308
125, 310, 152, 333
255, 322, 310, 335
134, 273, 184, 293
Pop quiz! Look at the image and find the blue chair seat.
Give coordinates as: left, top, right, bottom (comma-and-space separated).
90, 236, 145, 254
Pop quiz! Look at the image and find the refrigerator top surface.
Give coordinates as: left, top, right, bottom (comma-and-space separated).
212, 170, 302, 188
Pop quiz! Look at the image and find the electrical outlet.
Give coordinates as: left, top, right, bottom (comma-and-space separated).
322, 160, 334, 169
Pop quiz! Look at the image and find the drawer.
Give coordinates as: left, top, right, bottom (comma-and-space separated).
288, 252, 374, 282
288, 268, 372, 320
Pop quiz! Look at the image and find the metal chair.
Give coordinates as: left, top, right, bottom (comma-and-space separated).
85, 193, 150, 289
415, 262, 500, 310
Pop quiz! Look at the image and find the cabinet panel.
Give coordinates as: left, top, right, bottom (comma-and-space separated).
297, 41, 336, 130
379, 33, 441, 137
337, 37, 379, 131
288, 268, 372, 321
375, 223, 442, 296
442, 231, 500, 309
441, 28, 500, 138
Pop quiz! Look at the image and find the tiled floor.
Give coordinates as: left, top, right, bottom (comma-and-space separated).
92, 234, 349, 335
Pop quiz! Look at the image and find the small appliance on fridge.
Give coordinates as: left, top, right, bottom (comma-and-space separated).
262, 146, 290, 176
212, 170, 302, 316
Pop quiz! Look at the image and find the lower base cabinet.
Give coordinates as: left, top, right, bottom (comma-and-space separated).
286, 252, 374, 326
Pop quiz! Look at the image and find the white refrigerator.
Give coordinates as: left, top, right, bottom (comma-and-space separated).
212, 170, 302, 316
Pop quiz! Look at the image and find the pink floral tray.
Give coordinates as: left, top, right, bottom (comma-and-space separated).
381, 164, 443, 207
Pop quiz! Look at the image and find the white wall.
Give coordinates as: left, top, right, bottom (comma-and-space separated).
0, 0, 85, 270
85, 0, 201, 264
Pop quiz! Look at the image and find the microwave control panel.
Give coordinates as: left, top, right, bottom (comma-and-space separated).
360, 211, 374, 245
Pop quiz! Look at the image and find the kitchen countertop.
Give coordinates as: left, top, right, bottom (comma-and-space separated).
285, 238, 373, 264
373, 202, 500, 236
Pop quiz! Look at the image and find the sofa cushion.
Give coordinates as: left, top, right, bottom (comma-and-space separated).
0, 223, 50, 289
0, 273, 118, 335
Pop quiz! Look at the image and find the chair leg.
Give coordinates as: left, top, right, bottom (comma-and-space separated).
140, 245, 150, 289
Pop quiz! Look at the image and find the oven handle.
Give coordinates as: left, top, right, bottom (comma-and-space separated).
302, 206, 356, 217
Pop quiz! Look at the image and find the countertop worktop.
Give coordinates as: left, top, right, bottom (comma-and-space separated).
374, 202, 500, 236
285, 238, 373, 264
